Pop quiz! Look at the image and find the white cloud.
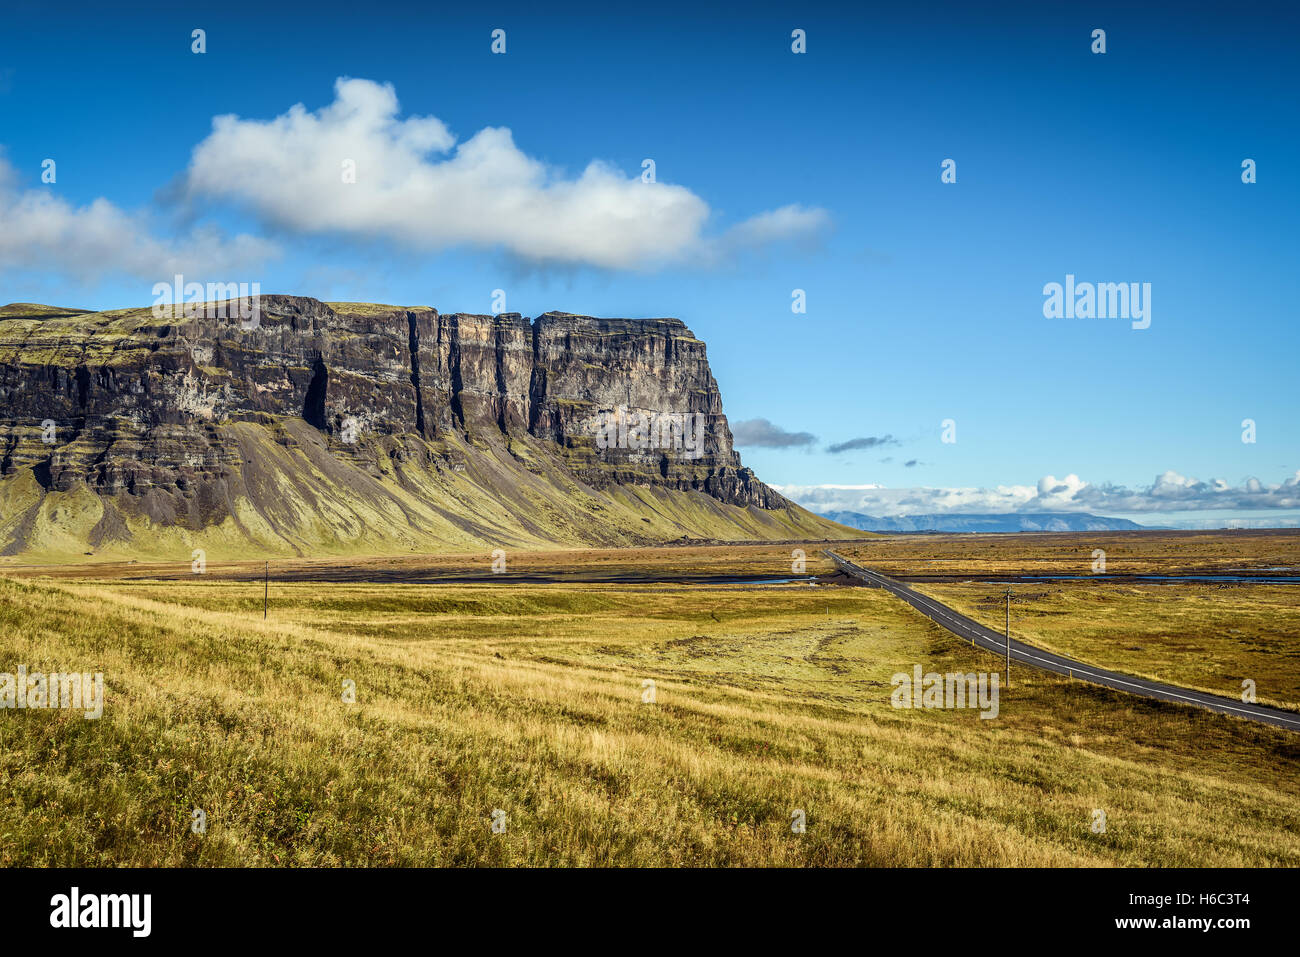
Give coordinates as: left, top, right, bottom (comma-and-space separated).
722, 204, 830, 248
1035, 473, 1089, 508
183, 77, 828, 270
0, 157, 277, 283
777, 470, 1300, 517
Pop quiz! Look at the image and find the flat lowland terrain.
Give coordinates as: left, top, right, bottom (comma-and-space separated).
0, 543, 852, 584
915, 581, 1300, 713
2, 542, 1298, 866
836, 528, 1300, 578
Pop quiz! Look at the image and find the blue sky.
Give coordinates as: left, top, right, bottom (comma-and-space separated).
1, 0, 1297, 526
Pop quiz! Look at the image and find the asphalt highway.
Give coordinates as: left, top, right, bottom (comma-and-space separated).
824, 550, 1300, 732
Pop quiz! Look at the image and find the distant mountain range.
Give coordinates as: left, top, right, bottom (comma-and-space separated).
820, 510, 1149, 533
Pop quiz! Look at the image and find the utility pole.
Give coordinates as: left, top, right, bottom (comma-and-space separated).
1003, 586, 1013, 688
264, 561, 268, 619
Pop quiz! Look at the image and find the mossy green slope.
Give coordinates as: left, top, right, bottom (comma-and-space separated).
0, 417, 859, 563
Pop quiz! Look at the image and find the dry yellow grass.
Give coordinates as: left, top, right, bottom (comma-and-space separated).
0, 542, 845, 583
838, 529, 1300, 577
916, 581, 1300, 712
1, 568, 1297, 866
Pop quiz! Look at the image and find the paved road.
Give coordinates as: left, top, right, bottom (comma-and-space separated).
825, 550, 1300, 732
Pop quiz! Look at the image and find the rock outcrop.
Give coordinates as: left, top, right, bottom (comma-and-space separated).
0, 297, 840, 559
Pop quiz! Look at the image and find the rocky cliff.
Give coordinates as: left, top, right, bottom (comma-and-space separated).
0, 297, 848, 560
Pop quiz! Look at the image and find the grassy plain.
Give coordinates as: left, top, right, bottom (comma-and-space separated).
0, 543, 845, 584
837, 529, 1300, 577
2, 543, 1298, 866
915, 581, 1300, 713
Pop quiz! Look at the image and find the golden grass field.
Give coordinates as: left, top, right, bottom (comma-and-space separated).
2, 539, 1298, 867
837, 528, 1300, 577
914, 581, 1300, 713
0, 543, 845, 583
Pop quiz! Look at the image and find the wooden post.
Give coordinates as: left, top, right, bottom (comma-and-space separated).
1003, 586, 1012, 689
264, 561, 268, 619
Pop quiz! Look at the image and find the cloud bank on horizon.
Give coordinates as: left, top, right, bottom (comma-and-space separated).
776, 470, 1300, 518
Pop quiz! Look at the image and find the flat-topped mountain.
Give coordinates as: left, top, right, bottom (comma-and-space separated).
0, 297, 854, 560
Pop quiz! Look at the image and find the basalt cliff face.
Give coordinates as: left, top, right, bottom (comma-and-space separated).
0, 297, 848, 560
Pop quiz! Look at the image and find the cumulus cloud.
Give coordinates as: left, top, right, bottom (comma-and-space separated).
826, 434, 898, 454
183, 78, 828, 269
0, 158, 277, 283
775, 470, 1300, 517
731, 418, 817, 449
